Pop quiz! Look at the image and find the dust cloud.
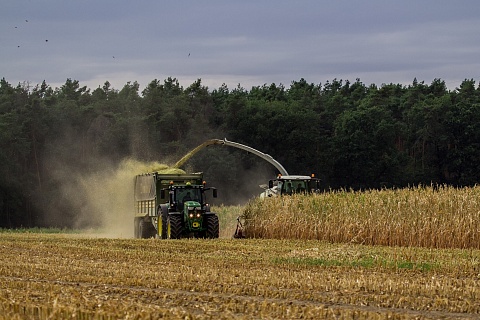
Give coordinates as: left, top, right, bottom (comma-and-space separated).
73, 159, 185, 238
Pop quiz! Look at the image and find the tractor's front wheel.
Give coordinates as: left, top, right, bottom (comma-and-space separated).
167, 215, 183, 239
204, 214, 219, 239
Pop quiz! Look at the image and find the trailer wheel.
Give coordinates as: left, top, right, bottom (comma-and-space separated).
204, 214, 219, 239
167, 215, 183, 239
139, 219, 155, 239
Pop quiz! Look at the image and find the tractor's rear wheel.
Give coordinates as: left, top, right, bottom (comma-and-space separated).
167, 215, 183, 239
204, 214, 219, 239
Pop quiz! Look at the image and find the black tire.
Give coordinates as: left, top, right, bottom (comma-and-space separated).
157, 207, 168, 239
204, 214, 219, 239
139, 219, 155, 239
167, 215, 183, 239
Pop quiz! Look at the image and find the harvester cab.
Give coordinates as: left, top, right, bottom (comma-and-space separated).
262, 174, 320, 197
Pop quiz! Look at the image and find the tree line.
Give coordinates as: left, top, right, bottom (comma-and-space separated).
1, 76, 479, 227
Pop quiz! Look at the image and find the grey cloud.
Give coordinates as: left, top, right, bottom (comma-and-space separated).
1, 1, 479, 91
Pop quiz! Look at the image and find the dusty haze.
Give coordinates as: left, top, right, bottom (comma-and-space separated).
40, 157, 184, 238
76, 159, 185, 238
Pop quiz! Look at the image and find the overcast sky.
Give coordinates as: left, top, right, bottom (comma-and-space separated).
2, 1, 479, 92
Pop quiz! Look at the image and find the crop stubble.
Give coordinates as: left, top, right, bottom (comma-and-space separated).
1, 233, 479, 319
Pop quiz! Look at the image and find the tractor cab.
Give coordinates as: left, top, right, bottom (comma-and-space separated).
161, 181, 217, 213
176, 187, 202, 210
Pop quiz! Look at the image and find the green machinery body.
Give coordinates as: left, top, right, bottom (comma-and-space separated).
134, 172, 219, 239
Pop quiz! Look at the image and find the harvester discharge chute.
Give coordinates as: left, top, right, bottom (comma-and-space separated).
173, 138, 288, 176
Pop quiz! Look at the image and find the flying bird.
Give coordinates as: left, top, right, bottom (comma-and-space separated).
25, 20, 28, 22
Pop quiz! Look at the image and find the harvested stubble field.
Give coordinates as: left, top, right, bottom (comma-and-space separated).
1, 232, 480, 319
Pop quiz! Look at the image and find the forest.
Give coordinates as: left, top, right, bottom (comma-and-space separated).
1, 76, 479, 228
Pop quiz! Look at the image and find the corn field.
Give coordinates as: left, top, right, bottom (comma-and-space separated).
243, 185, 480, 249
1, 232, 480, 319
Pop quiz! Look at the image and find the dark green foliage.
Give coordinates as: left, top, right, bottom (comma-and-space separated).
1, 76, 480, 227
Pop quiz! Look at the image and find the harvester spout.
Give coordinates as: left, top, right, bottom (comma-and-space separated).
173, 138, 288, 176
173, 139, 225, 169
221, 138, 289, 176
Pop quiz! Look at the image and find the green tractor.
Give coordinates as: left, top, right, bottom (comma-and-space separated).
160, 183, 219, 239
134, 172, 219, 239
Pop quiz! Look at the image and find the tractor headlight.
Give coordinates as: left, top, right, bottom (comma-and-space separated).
196, 213, 201, 218
189, 213, 194, 218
